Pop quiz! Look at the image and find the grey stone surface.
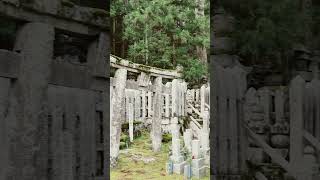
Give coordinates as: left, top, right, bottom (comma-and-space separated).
0, 1, 110, 179
184, 164, 191, 179
0, 1, 105, 35
192, 158, 205, 170
184, 129, 192, 152
192, 139, 201, 159
289, 76, 305, 171
110, 68, 127, 166
0, 77, 11, 180
192, 166, 206, 179
151, 76, 163, 152
173, 161, 187, 174
0, 49, 20, 78
12, 22, 54, 180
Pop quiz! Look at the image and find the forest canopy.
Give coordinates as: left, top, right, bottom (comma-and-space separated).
216, 0, 320, 65
111, 0, 210, 84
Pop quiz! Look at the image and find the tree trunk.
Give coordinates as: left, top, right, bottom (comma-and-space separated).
145, 23, 149, 65
195, 0, 208, 64
301, 0, 313, 48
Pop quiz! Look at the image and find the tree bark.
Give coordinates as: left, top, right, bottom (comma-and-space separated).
195, 0, 208, 64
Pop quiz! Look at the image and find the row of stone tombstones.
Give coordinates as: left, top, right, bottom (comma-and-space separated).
166, 122, 210, 179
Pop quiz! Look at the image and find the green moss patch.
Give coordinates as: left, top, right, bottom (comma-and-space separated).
111, 131, 210, 180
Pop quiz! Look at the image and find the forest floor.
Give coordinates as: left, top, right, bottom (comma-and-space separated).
110, 131, 210, 180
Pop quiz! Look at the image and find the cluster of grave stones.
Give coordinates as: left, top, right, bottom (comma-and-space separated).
186, 85, 210, 138
245, 87, 290, 165
162, 89, 211, 179
244, 78, 320, 179
211, 5, 320, 180
109, 56, 212, 178
212, 59, 320, 179
110, 55, 189, 167
167, 118, 209, 179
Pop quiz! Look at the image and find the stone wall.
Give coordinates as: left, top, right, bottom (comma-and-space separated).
0, 0, 109, 179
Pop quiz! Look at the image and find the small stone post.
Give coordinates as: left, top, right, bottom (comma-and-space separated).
191, 139, 206, 178
129, 103, 134, 142
183, 129, 192, 152
170, 126, 186, 174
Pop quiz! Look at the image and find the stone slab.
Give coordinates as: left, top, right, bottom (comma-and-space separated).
173, 161, 187, 174
192, 158, 205, 170
192, 140, 201, 159
192, 166, 206, 179
184, 164, 192, 179
0, 49, 20, 79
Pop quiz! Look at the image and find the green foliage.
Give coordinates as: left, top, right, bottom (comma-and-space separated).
162, 133, 172, 143
179, 58, 207, 84
219, 0, 316, 63
120, 133, 130, 149
111, 0, 209, 84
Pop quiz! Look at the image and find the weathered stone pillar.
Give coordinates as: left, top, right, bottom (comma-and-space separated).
137, 72, 150, 87
0, 77, 11, 180
110, 86, 113, 129
110, 68, 127, 167
129, 103, 134, 142
192, 139, 201, 159
203, 109, 209, 133
170, 125, 186, 174
87, 32, 109, 77
141, 90, 146, 119
289, 76, 305, 176
200, 85, 206, 115
165, 94, 170, 117
171, 79, 178, 116
191, 139, 206, 178
134, 90, 140, 119
10, 22, 54, 180
151, 76, 162, 152
148, 91, 152, 117
183, 129, 192, 152
275, 89, 284, 124
195, 89, 200, 103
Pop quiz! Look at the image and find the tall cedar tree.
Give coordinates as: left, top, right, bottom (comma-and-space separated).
218, 0, 320, 66
111, 0, 209, 84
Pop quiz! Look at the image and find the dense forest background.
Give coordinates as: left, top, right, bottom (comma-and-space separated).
214, 0, 320, 70
111, 0, 210, 84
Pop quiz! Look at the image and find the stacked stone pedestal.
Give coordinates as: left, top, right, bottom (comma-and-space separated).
170, 123, 186, 174
200, 131, 210, 165
191, 139, 206, 178
183, 129, 192, 152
